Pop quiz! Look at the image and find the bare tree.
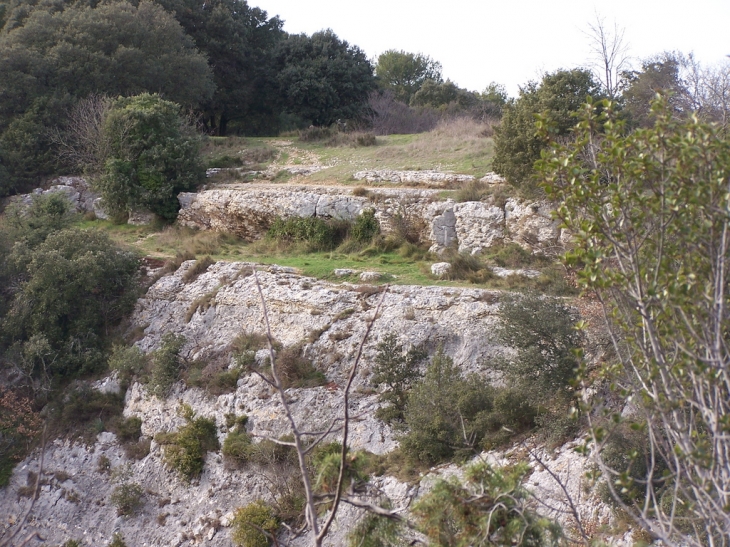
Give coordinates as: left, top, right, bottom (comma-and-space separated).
252, 269, 389, 546
50, 94, 115, 174
585, 14, 630, 99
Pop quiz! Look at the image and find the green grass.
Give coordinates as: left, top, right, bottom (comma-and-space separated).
76, 219, 572, 294
199, 120, 495, 188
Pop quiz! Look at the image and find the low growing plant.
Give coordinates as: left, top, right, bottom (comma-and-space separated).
157, 405, 219, 481
231, 500, 280, 547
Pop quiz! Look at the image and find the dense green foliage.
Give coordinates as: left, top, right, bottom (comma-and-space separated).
399, 349, 495, 465
0, 195, 139, 389
274, 30, 376, 127
492, 69, 603, 189
0, 0, 213, 193
149, 333, 186, 397
95, 94, 205, 220
154, 0, 283, 135
496, 293, 582, 398
266, 216, 350, 251
375, 49, 442, 105
231, 500, 280, 547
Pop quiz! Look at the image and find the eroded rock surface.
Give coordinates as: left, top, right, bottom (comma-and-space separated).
178, 184, 567, 254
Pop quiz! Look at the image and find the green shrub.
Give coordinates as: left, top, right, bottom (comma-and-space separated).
222, 429, 255, 468
348, 511, 404, 547
266, 217, 349, 251
62, 541, 82, 547
492, 69, 603, 191
231, 500, 279, 547
95, 93, 205, 220
110, 482, 145, 516
351, 209, 380, 243
311, 442, 369, 496
412, 462, 561, 546
248, 436, 299, 467
400, 348, 495, 465
158, 406, 219, 481
108, 345, 147, 388
371, 333, 426, 424
2, 229, 140, 381
115, 416, 142, 443
149, 334, 186, 398
55, 387, 125, 442
496, 292, 582, 399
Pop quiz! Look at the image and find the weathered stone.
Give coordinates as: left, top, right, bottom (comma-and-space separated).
333, 269, 357, 277
359, 271, 382, 282
127, 210, 155, 225
353, 169, 475, 187
491, 267, 542, 278
430, 262, 452, 278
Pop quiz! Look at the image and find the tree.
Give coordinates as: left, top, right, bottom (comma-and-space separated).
539, 97, 730, 546
0, 0, 213, 191
375, 49, 442, 105
95, 93, 205, 220
154, 0, 284, 135
275, 29, 376, 127
621, 52, 688, 128
585, 14, 630, 99
371, 333, 425, 424
492, 69, 603, 190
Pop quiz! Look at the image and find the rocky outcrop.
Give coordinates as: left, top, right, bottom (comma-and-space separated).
5, 177, 108, 219
0, 263, 629, 547
178, 184, 568, 254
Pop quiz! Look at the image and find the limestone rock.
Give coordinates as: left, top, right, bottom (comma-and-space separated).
353, 169, 475, 187
359, 271, 382, 282
430, 262, 452, 278
491, 267, 542, 278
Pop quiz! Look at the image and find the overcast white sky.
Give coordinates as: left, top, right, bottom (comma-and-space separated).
252, 0, 730, 96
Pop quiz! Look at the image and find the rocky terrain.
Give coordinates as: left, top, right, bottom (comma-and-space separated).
0, 153, 629, 547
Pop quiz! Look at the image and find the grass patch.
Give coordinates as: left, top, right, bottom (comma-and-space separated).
202, 136, 278, 170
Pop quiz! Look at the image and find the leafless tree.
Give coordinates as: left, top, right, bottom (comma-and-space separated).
251, 269, 391, 546
585, 14, 631, 99
50, 94, 115, 174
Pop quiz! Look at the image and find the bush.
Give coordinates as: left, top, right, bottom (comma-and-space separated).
115, 416, 142, 444
158, 405, 219, 481
454, 179, 490, 202
444, 252, 494, 284
351, 209, 380, 243
149, 334, 186, 398
110, 482, 145, 516
266, 217, 350, 251
298, 126, 335, 142
400, 348, 495, 465
2, 228, 140, 382
107, 533, 128, 547
222, 429, 255, 468
95, 94, 205, 220
371, 333, 426, 424
496, 293, 583, 399
231, 500, 279, 547
311, 442, 369, 496
272, 344, 327, 389
108, 345, 147, 388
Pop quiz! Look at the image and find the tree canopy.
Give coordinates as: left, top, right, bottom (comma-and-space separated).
154, 0, 284, 135
492, 68, 603, 189
274, 29, 376, 127
375, 49, 442, 105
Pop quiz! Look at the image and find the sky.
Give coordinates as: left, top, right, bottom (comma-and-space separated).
251, 0, 730, 97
